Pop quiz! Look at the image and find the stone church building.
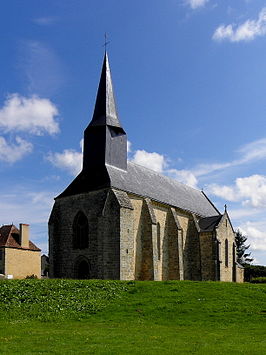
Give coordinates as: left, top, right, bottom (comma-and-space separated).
49, 53, 243, 282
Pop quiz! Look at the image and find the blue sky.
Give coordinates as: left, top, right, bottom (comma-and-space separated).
0, 0, 266, 265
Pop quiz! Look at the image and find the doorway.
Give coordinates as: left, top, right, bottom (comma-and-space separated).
75, 258, 90, 279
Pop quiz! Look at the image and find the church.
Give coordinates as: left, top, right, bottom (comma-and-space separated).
49, 52, 244, 282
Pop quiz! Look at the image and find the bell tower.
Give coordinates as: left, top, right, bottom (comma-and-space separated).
83, 52, 127, 172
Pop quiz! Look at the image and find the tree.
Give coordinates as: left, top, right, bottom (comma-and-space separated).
235, 229, 253, 266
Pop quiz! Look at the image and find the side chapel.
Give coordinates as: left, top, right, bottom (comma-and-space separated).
49, 52, 244, 282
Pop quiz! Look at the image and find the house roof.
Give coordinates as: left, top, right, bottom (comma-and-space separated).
0, 225, 40, 251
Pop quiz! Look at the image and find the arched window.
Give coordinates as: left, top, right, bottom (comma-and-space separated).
157, 222, 161, 260
225, 239, 229, 267
73, 211, 89, 249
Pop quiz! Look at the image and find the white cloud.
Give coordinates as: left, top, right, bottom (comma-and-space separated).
237, 175, 266, 207
167, 169, 198, 188
229, 208, 262, 220
0, 136, 33, 163
193, 161, 233, 177
208, 184, 237, 201
186, 0, 209, 9
0, 189, 54, 225
128, 136, 266, 189
213, 7, 266, 42
0, 188, 57, 254
130, 147, 198, 187
237, 138, 266, 162
0, 94, 59, 135
33, 17, 56, 25
132, 150, 167, 173
238, 222, 266, 251
208, 174, 266, 208
47, 149, 82, 176
127, 141, 132, 153
182, 137, 266, 180
20, 40, 65, 96
79, 138, 84, 153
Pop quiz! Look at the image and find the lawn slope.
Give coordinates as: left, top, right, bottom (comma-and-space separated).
0, 280, 265, 354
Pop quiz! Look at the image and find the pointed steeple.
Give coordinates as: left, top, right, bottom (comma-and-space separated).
89, 52, 123, 129
82, 52, 127, 172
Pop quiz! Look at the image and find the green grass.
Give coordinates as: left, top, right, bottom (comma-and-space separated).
0, 280, 265, 354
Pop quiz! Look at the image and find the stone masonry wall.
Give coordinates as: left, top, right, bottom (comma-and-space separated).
112, 189, 134, 280
128, 195, 185, 281
49, 187, 240, 282
216, 213, 237, 282
151, 201, 168, 280
199, 232, 216, 281
49, 189, 109, 278
128, 195, 143, 279
236, 267, 244, 283
137, 199, 155, 280
182, 215, 201, 281
166, 208, 182, 280
173, 208, 202, 280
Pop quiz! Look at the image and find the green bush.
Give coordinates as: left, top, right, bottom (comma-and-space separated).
250, 277, 266, 283
244, 264, 266, 282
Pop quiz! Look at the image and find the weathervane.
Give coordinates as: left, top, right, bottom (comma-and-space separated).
103, 33, 110, 51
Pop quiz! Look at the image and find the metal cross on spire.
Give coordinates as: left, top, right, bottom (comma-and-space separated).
103, 33, 110, 51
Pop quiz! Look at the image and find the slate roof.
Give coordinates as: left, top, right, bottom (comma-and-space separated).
0, 225, 40, 251
107, 162, 220, 217
198, 215, 222, 232
89, 52, 123, 129
57, 161, 220, 218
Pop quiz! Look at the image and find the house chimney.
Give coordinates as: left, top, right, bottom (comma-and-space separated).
19, 224, 29, 248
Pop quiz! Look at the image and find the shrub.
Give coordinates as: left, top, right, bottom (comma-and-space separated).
244, 265, 266, 282
25, 274, 38, 279
250, 277, 266, 284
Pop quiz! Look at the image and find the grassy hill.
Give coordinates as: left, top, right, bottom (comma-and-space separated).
0, 279, 265, 354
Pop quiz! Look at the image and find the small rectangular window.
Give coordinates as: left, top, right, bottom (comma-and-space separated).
0, 250, 2, 261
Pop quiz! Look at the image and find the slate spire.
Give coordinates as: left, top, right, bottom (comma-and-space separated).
89, 52, 123, 129
83, 51, 127, 172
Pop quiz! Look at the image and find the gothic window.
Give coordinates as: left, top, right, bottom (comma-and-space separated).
73, 212, 89, 249
157, 222, 161, 260
225, 239, 229, 267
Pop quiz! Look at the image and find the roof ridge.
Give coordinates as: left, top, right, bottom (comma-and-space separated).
201, 190, 221, 215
